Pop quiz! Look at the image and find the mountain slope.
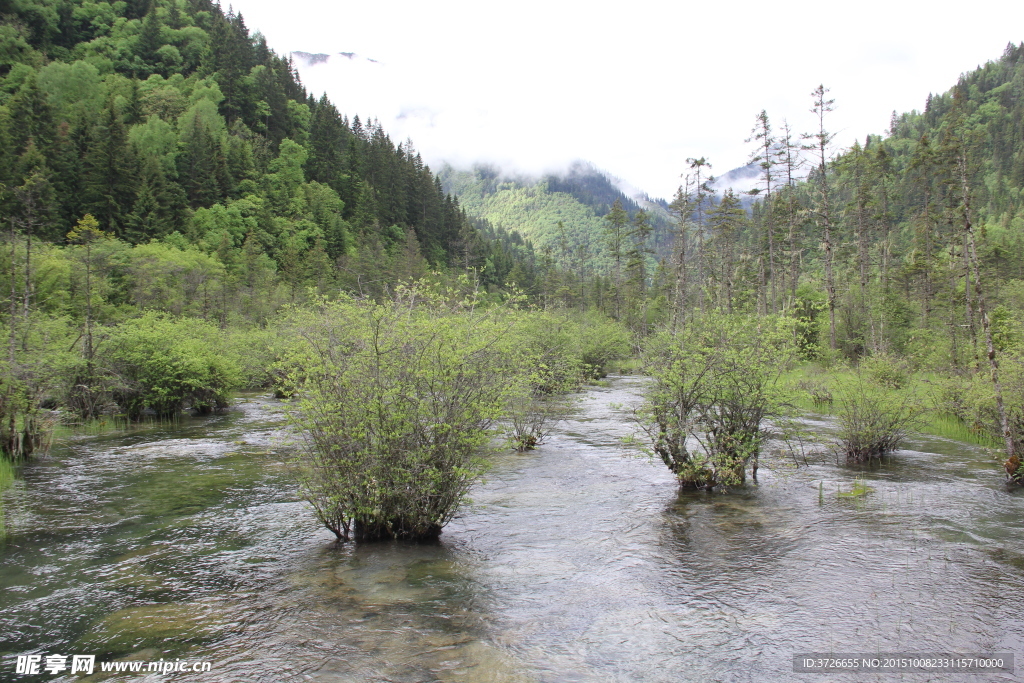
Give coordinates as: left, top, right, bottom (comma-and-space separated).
440, 161, 674, 270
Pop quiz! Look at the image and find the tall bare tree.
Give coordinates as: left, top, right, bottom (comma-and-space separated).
804, 85, 838, 350
746, 110, 780, 313
684, 157, 714, 314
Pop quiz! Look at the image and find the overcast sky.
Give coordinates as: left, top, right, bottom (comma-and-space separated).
229, 0, 1024, 199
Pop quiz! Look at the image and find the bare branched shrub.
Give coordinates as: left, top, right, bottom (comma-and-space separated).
832, 377, 923, 463
502, 393, 574, 451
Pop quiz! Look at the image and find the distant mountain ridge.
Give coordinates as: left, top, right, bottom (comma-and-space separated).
439, 161, 676, 269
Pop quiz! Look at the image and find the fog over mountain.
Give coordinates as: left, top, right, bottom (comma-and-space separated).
241, 0, 1024, 201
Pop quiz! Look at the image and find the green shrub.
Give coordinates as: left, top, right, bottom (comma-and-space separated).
831, 377, 923, 462
286, 287, 523, 542
223, 324, 290, 389
576, 310, 631, 379
107, 312, 241, 419
859, 352, 911, 389
635, 313, 796, 489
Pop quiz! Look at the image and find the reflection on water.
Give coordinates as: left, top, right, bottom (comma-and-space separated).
1, 380, 1023, 681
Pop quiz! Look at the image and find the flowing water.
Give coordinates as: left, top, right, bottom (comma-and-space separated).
1, 377, 1023, 682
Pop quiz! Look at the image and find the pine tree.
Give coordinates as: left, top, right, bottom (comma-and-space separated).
603, 198, 629, 319
746, 110, 780, 312
707, 190, 745, 312
626, 209, 654, 335
776, 119, 803, 306
176, 108, 225, 208
136, 8, 164, 71
804, 85, 838, 350
82, 97, 136, 237
668, 185, 693, 330
684, 157, 714, 313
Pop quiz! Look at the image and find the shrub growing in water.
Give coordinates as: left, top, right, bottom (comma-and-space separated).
107, 312, 241, 419
500, 311, 587, 450
635, 313, 796, 489
286, 287, 523, 542
831, 377, 923, 462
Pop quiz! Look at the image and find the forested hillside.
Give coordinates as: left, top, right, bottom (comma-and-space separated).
0, 0, 535, 302
687, 44, 1024, 360
440, 161, 674, 272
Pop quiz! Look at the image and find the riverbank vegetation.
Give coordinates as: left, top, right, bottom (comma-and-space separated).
4, 0, 1024, 538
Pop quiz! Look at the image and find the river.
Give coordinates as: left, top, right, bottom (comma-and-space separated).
1, 376, 1022, 681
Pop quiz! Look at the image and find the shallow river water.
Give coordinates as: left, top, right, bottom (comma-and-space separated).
2, 376, 1023, 682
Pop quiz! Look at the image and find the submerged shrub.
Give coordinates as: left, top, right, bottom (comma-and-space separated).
832, 377, 923, 463
0, 370, 56, 459
635, 313, 796, 490
287, 287, 522, 542
0, 315, 75, 457
501, 390, 576, 452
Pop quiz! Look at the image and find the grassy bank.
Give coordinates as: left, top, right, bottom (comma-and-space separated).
786, 363, 1004, 449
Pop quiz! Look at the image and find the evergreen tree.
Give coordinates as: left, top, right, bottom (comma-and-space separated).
707, 190, 746, 313
82, 97, 136, 237
603, 198, 629, 318
804, 85, 838, 350
746, 110, 780, 312
684, 156, 714, 313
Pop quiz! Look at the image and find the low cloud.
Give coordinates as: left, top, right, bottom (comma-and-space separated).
246, 0, 1024, 200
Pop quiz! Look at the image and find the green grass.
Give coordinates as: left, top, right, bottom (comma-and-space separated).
0, 457, 15, 540
51, 411, 190, 440
837, 479, 874, 498
921, 412, 1003, 448
51, 415, 131, 439
784, 362, 1004, 448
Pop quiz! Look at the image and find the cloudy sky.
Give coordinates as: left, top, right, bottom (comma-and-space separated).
229, 0, 1024, 199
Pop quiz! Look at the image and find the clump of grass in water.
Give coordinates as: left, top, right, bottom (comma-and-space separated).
53, 412, 185, 440
837, 479, 874, 498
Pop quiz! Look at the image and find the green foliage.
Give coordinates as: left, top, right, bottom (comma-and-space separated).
830, 375, 923, 463
936, 352, 1024, 449
498, 310, 590, 450
126, 241, 224, 315
217, 324, 285, 390
106, 312, 241, 419
859, 352, 912, 389
790, 284, 827, 360
576, 309, 631, 378
285, 287, 524, 541
635, 313, 796, 489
